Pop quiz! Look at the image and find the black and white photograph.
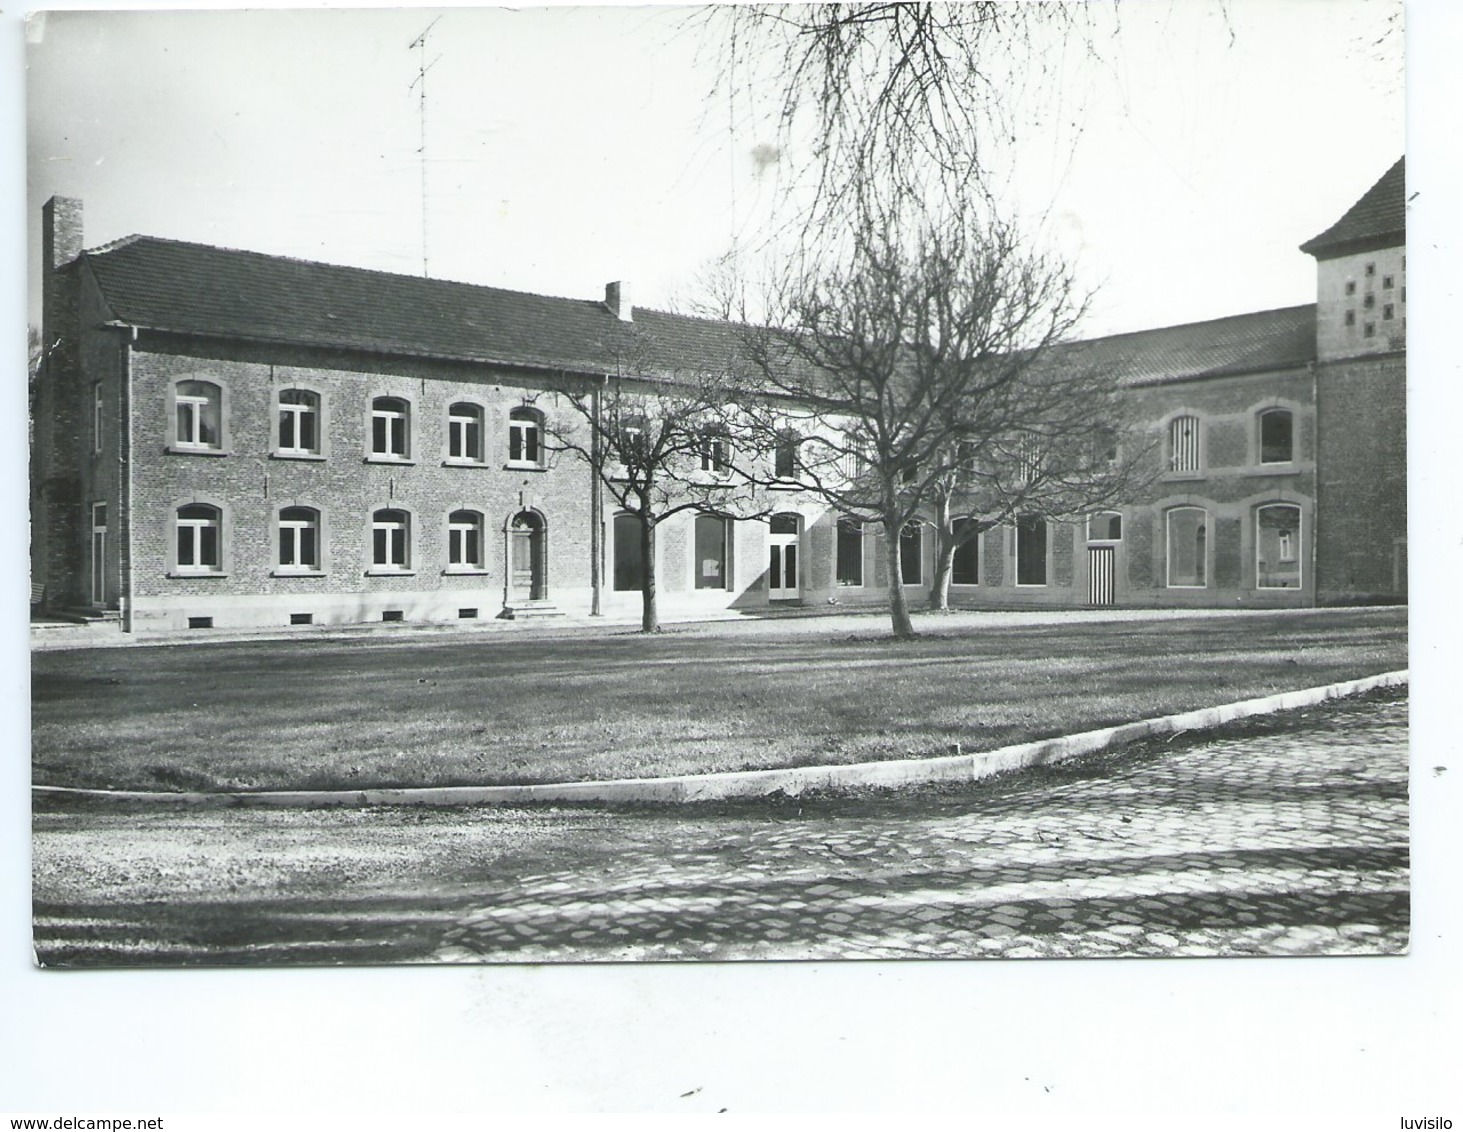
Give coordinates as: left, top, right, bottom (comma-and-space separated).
6, 0, 1457, 1117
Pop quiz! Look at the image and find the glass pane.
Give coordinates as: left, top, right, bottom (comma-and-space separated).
300, 528, 316, 567
177, 403, 193, 444
391, 528, 405, 565
198, 399, 220, 446
1260, 412, 1293, 463
770, 513, 799, 535
372, 415, 387, 453
525, 427, 540, 463
374, 527, 387, 564
199, 525, 218, 567
280, 527, 294, 565
695, 516, 726, 589
178, 525, 195, 565
466, 529, 479, 566
299, 410, 317, 452
279, 409, 294, 449
509, 425, 523, 462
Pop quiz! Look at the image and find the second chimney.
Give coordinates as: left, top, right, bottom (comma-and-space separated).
604, 280, 633, 322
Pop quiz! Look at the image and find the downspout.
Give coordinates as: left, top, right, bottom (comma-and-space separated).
1309, 359, 1319, 608
589, 374, 606, 615
119, 325, 137, 632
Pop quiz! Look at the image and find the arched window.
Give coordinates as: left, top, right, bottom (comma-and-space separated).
175, 380, 222, 450
508, 407, 543, 467
277, 389, 320, 455
448, 509, 485, 569
1168, 414, 1201, 473
448, 403, 485, 463
695, 514, 730, 589
1258, 409, 1294, 465
278, 506, 320, 571
371, 508, 410, 570
900, 521, 924, 586
176, 503, 222, 572
1166, 506, 1208, 588
371, 397, 410, 459
1257, 504, 1302, 589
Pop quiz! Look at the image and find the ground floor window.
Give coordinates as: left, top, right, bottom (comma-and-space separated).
952, 519, 980, 585
372, 508, 410, 569
278, 506, 320, 571
1256, 503, 1302, 588
900, 521, 923, 585
613, 513, 644, 591
176, 503, 222, 572
836, 517, 863, 586
448, 509, 484, 569
1015, 514, 1047, 586
695, 514, 730, 590
1166, 506, 1207, 587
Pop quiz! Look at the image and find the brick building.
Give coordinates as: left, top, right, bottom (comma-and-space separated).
31, 159, 1405, 632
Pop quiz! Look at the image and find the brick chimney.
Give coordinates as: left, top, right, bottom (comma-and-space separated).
604, 280, 633, 322
43, 196, 84, 273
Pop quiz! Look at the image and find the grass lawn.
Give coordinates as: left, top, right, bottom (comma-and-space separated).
31, 607, 1406, 792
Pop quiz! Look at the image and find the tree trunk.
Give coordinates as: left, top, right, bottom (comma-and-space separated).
929, 492, 954, 611
883, 518, 917, 639
639, 514, 659, 632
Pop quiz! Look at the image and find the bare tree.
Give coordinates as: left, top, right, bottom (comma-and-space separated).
732, 204, 1146, 639
703, 3, 1112, 243
541, 334, 767, 633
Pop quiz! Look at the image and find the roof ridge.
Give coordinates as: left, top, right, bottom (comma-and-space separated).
1078, 302, 1316, 347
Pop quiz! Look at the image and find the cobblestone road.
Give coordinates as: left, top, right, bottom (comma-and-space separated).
32, 692, 1408, 965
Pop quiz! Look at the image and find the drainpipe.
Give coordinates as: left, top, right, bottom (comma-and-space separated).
1309, 360, 1319, 608
589, 374, 606, 615
119, 324, 137, 632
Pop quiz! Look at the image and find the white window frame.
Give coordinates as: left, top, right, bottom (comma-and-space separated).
447, 509, 486, 570
371, 509, 411, 571
448, 403, 486, 464
277, 506, 321, 572
174, 381, 223, 451
507, 408, 544, 468
370, 397, 410, 460
176, 504, 222, 573
278, 389, 321, 456
1165, 506, 1209, 589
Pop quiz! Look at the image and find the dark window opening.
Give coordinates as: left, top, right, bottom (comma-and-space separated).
187, 616, 213, 629
952, 519, 980, 586
836, 518, 863, 586
382, 609, 404, 622
290, 613, 313, 626
458, 608, 478, 619
1016, 515, 1047, 586
900, 522, 923, 585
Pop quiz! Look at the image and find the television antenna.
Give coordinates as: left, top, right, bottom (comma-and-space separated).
408, 16, 443, 277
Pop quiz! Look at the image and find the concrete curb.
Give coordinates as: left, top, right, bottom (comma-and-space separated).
34, 669, 1407, 809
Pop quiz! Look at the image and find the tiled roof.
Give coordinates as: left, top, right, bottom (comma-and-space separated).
1299, 157, 1406, 258
80, 233, 1316, 389
1064, 304, 1316, 385
81, 236, 751, 380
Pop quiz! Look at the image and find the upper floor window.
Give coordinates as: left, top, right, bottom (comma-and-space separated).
278, 389, 320, 455
371, 397, 410, 459
448, 402, 485, 463
775, 430, 801, 479
1258, 408, 1294, 465
699, 427, 731, 476
508, 407, 543, 467
1017, 436, 1042, 482
448, 509, 485, 570
278, 506, 321, 571
371, 508, 411, 570
1168, 415, 1200, 473
176, 503, 222, 572
175, 381, 222, 450
616, 415, 648, 467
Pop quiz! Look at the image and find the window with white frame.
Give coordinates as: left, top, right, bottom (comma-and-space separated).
836, 517, 864, 587
448, 509, 485, 569
371, 397, 410, 459
699, 427, 731, 475
278, 389, 321, 455
1166, 506, 1208, 588
508, 407, 543, 466
371, 508, 410, 570
1168, 415, 1200, 473
278, 506, 321, 571
1015, 514, 1047, 586
448, 403, 485, 463
1256, 503, 1302, 589
1258, 408, 1294, 465
176, 503, 222, 572
175, 381, 222, 450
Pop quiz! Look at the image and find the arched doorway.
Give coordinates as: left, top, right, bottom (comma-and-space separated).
509, 510, 546, 601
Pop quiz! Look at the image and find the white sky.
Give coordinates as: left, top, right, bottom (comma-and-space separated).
23, 1, 1404, 337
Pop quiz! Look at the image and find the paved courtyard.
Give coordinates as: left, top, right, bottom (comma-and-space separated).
32, 690, 1408, 965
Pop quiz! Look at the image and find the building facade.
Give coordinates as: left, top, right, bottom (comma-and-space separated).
31, 160, 1406, 632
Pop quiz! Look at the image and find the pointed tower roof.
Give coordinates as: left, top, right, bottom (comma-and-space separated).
1300, 157, 1405, 260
